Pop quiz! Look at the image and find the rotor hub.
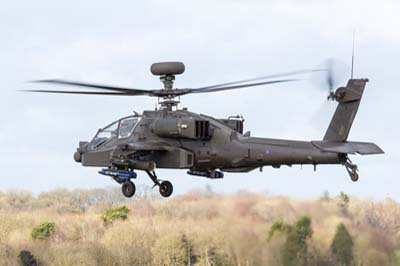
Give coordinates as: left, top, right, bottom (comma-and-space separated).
160, 74, 175, 90
150, 62, 186, 110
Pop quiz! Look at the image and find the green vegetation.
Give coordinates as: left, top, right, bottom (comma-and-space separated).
331, 223, 353, 266
269, 216, 313, 266
31, 222, 56, 240
0, 187, 399, 265
100, 205, 129, 223
268, 220, 291, 240
19, 250, 38, 266
282, 216, 313, 266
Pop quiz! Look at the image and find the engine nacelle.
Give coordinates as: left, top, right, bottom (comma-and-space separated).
152, 118, 212, 140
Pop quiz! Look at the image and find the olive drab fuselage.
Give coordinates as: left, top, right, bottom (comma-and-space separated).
28, 61, 385, 197
74, 78, 383, 183
78, 109, 340, 173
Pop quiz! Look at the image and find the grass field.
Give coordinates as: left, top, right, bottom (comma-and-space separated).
0, 187, 399, 266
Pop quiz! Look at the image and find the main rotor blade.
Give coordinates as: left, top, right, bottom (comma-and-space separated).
191, 79, 298, 93
195, 69, 324, 90
23, 89, 134, 96
33, 79, 153, 95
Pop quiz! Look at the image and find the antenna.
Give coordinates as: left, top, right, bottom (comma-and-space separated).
351, 30, 356, 79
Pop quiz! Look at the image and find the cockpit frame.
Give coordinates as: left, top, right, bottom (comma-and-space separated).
90, 115, 142, 149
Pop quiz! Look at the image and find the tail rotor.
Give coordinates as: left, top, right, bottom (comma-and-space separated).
323, 58, 348, 101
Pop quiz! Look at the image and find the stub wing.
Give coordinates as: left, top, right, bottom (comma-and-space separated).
312, 141, 384, 155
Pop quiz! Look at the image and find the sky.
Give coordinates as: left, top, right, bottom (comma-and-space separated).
1, 0, 399, 199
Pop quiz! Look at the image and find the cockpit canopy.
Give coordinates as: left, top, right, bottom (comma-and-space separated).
91, 116, 141, 149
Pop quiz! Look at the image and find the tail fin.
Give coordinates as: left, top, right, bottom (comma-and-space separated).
323, 79, 368, 142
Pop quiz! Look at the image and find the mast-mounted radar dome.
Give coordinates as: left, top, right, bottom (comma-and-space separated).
150, 62, 185, 76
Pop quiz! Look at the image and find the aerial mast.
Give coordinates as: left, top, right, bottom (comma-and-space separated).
351, 30, 356, 79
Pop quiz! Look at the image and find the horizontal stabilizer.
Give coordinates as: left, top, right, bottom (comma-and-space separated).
312, 141, 384, 155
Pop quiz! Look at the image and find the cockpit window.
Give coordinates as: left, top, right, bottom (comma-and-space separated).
119, 117, 140, 138
92, 122, 119, 148
90, 116, 141, 149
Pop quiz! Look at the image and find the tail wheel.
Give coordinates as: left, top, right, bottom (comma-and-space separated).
122, 180, 136, 197
350, 172, 359, 182
159, 181, 173, 198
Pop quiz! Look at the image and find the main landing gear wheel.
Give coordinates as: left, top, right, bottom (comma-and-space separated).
121, 180, 136, 197
146, 170, 174, 197
159, 181, 173, 198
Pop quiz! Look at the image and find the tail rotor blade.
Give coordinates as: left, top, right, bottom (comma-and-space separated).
311, 58, 349, 95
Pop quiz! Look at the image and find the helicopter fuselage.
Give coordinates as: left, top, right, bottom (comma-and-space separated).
28, 58, 384, 198
75, 109, 340, 175
29, 58, 384, 197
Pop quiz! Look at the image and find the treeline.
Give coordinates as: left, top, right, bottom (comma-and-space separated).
0, 188, 400, 265
268, 216, 354, 266
0, 185, 157, 212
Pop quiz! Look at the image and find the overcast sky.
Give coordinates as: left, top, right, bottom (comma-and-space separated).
1, 0, 399, 199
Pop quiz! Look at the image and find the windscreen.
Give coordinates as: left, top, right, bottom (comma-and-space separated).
119, 117, 140, 138
91, 122, 119, 148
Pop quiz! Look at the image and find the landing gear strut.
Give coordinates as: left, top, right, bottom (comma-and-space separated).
342, 156, 359, 182
99, 168, 173, 198
146, 170, 174, 197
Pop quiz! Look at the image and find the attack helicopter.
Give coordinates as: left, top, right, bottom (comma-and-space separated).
27, 62, 384, 198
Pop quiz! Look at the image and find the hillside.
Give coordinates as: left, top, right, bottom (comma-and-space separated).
0, 187, 399, 266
